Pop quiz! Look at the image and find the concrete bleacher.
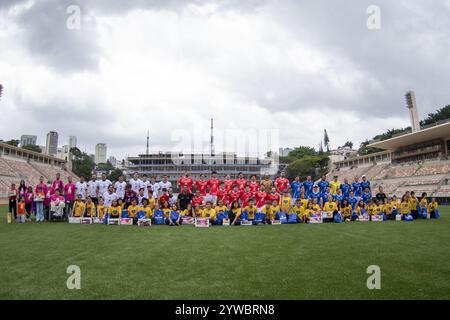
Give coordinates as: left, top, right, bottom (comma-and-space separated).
0, 156, 78, 198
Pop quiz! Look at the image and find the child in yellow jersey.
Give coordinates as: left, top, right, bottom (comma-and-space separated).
409, 191, 419, 219
299, 193, 308, 211
202, 201, 217, 224
304, 202, 318, 222
108, 199, 121, 219
162, 201, 171, 219
183, 203, 193, 217
355, 200, 367, 218
271, 200, 281, 216
84, 196, 96, 217
148, 196, 156, 211
419, 192, 428, 219
214, 200, 227, 215
340, 199, 353, 222
72, 195, 85, 217
322, 195, 337, 221
97, 198, 107, 219
384, 197, 397, 220
141, 199, 153, 219
118, 198, 125, 211
310, 198, 321, 213
193, 204, 203, 218
261, 201, 274, 223
280, 191, 292, 213
365, 200, 375, 216
372, 200, 385, 220
127, 198, 140, 223
400, 195, 411, 217
289, 199, 305, 223
244, 199, 258, 221
428, 197, 439, 219
230, 200, 242, 225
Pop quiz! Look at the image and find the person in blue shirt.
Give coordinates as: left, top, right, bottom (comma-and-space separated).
348, 190, 359, 209
290, 176, 302, 201
333, 188, 344, 206
309, 184, 321, 202
340, 178, 352, 198
317, 175, 329, 194
352, 176, 362, 197
303, 176, 314, 198
361, 175, 371, 192
361, 187, 372, 203
320, 186, 332, 207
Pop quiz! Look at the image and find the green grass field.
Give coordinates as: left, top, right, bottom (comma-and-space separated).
1, 205, 449, 300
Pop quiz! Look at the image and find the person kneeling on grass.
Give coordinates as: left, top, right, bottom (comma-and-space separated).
202, 201, 217, 225
289, 199, 304, 223
141, 199, 153, 220
322, 195, 338, 222
384, 197, 398, 220
243, 199, 258, 223
400, 195, 411, 220
167, 204, 182, 226
262, 201, 274, 223
108, 199, 121, 219
340, 199, 353, 222
84, 196, 96, 217
304, 202, 318, 223
419, 193, 428, 218
127, 198, 140, 224
427, 198, 439, 219
371, 199, 385, 220
355, 200, 368, 221
72, 194, 85, 217
230, 200, 242, 225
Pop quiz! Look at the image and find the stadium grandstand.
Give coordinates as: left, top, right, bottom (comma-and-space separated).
328, 119, 450, 201
0, 142, 78, 199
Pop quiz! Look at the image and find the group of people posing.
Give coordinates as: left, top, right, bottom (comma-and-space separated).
7, 170, 440, 225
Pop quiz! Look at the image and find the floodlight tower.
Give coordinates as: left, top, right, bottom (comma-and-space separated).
210, 118, 215, 156
405, 91, 420, 132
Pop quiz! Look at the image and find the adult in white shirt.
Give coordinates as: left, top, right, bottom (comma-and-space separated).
129, 172, 142, 194
75, 175, 88, 200
150, 176, 160, 199
98, 173, 112, 197
159, 175, 172, 193
87, 175, 99, 205
141, 174, 151, 198
102, 185, 118, 207
114, 175, 127, 200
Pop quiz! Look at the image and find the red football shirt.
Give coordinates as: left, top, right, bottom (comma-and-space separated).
223, 179, 233, 192
191, 195, 205, 206
178, 176, 194, 192
195, 180, 209, 196
227, 190, 241, 205
234, 178, 248, 191
208, 178, 221, 195
255, 191, 268, 207
275, 177, 290, 193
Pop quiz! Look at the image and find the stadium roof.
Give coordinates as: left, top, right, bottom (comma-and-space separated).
368, 121, 450, 150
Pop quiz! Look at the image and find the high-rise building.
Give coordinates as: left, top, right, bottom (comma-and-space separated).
20, 135, 37, 147
45, 131, 58, 156
69, 136, 77, 150
95, 143, 107, 164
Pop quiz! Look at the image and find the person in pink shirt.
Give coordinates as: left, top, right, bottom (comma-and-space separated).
25, 186, 34, 221
44, 180, 55, 221
35, 176, 48, 197
52, 173, 64, 193
64, 176, 76, 220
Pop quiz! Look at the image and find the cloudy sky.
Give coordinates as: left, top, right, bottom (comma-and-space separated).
1, 0, 449, 159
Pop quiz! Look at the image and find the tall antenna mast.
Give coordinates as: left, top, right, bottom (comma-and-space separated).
146, 130, 149, 155
210, 118, 215, 156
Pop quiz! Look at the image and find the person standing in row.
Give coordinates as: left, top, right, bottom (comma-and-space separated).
8, 183, 18, 220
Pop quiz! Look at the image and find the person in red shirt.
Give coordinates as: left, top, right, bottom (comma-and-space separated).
208, 171, 221, 196
275, 171, 290, 193
240, 185, 253, 208
234, 172, 248, 191
195, 174, 209, 197
223, 174, 234, 193
159, 188, 170, 205
191, 190, 205, 206
178, 171, 194, 193
227, 185, 241, 206
216, 182, 228, 205
255, 185, 268, 209
267, 186, 280, 205
248, 175, 260, 194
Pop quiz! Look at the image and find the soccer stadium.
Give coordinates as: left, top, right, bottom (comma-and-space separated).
1, 1, 450, 309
